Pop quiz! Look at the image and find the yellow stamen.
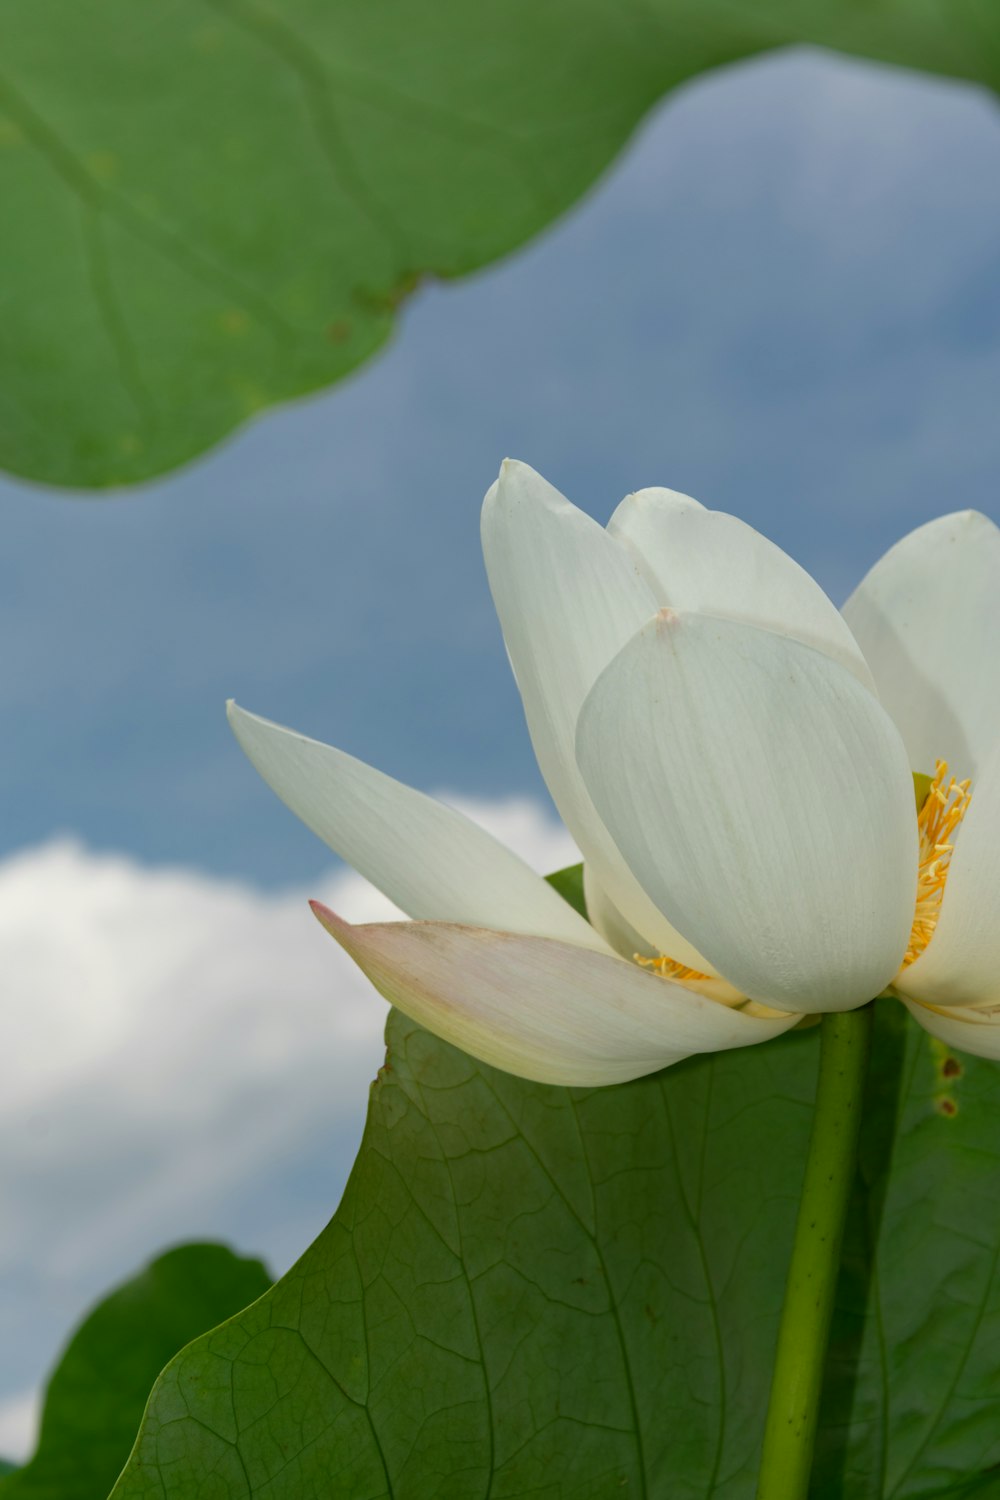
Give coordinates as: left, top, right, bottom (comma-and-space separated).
903, 759, 972, 967
635, 951, 785, 1017
635, 953, 713, 984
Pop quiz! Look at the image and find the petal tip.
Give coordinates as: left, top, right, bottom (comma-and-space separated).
494, 457, 558, 508
226, 698, 268, 748
485, 458, 537, 516
957, 509, 1000, 541
309, 899, 349, 940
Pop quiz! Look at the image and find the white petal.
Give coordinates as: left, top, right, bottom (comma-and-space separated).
609, 487, 874, 689
481, 459, 714, 969
576, 612, 917, 1013
227, 702, 606, 951
583, 865, 746, 1007
902, 998, 1000, 1063
895, 738, 1000, 1009
582, 865, 657, 961
842, 510, 1000, 780
312, 904, 801, 1087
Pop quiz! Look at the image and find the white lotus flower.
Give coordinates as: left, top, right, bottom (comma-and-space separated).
228, 461, 1000, 1086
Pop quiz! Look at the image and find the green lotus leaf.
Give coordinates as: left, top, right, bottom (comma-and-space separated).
109, 1003, 1000, 1497
0, 1242, 271, 1500
3, 0, 997, 488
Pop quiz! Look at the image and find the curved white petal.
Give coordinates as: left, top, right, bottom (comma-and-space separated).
895, 739, 1000, 1009
609, 487, 874, 689
582, 865, 657, 961
228, 702, 607, 951
481, 459, 714, 969
582, 865, 746, 1007
311, 904, 801, 1087
842, 510, 1000, 781
576, 612, 917, 1014
902, 998, 1000, 1063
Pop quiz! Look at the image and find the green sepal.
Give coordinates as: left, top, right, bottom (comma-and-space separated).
545, 861, 588, 918
913, 770, 934, 813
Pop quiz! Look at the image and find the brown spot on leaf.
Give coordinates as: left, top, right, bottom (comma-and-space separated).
936, 1096, 958, 1117
941, 1055, 963, 1079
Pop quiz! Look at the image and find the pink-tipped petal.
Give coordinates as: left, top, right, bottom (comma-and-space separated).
309, 902, 801, 1087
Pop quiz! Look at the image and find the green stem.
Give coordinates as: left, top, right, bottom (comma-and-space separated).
757, 1004, 873, 1500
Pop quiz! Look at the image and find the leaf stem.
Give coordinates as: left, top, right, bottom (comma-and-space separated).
757, 1004, 873, 1500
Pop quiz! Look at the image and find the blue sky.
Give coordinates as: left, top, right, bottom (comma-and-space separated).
3, 46, 1000, 1457
3, 48, 1000, 884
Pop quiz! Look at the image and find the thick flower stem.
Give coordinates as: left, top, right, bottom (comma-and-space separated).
756, 1004, 873, 1500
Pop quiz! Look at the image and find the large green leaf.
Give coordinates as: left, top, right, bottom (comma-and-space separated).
814, 1010, 1000, 1498
0, 1242, 271, 1500
2, 1, 997, 489
109, 1004, 1000, 1498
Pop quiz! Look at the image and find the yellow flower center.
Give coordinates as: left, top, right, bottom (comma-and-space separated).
903, 759, 971, 968
634, 953, 713, 984
634, 951, 782, 1017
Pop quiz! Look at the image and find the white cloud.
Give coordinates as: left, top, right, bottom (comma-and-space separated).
0, 1392, 39, 1466
0, 797, 576, 1460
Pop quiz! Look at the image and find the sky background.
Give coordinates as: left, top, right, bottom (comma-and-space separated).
2, 45, 1000, 1459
